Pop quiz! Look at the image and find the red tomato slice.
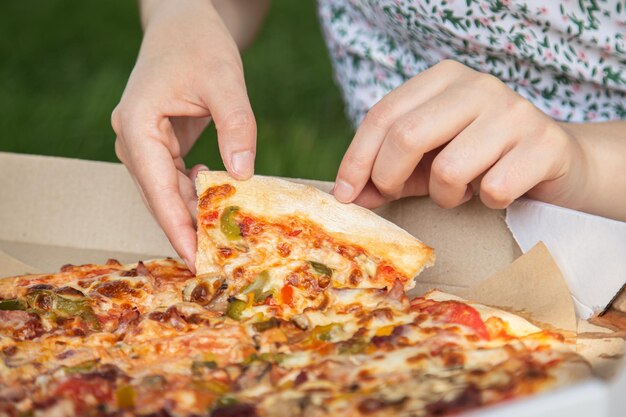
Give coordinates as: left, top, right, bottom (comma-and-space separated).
281, 284, 295, 308
412, 299, 490, 340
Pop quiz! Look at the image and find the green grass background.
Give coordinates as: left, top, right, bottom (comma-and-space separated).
0, 1, 353, 181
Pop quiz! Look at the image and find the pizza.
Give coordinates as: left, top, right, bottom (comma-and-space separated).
0, 172, 590, 417
195, 172, 434, 322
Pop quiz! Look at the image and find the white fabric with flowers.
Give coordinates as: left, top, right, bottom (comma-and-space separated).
317, 0, 626, 126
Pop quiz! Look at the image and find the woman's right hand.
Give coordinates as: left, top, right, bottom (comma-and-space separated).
112, 0, 259, 270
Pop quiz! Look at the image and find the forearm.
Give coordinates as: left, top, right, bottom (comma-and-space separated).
139, 0, 270, 50
561, 121, 626, 221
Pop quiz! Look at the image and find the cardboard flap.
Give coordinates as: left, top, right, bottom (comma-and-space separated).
0, 152, 176, 257
0, 249, 40, 276
461, 242, 577, 332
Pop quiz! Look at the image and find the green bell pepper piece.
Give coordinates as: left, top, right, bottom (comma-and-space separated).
0, 299, 27, 311
308, 261, 333, 277
220, 206, 242, 240
242, 271, 271, 303
226, 299, 247, 321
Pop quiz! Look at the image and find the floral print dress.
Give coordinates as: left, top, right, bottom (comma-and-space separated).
317, 0, 626, 126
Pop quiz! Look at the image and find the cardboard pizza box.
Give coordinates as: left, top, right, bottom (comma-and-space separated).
0, 151, 624, 416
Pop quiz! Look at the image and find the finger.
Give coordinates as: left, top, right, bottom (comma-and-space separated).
351, 181, 389, 209
201, 64, 256, 180
334, 60, 470, 203
177, 169, 199, 227
123, 122, 198, 271
393, 149, 439, 199
188, 163, 210, 179
116, 137, 154, 215
428, 115, 517, 208
479, 135, 565, 209
171, 116, 212, 155
370, 88, 483, 199
186, 164, 210, 222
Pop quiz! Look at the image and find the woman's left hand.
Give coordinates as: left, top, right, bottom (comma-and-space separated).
333, 60, 589, 212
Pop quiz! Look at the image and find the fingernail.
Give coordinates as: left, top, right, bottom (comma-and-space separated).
231, 151, 254, 179
333, 180, 355, 202
197, 164, 209, 172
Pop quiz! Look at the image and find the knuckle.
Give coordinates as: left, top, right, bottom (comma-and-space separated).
480, 180, 512, 209
364, 104, 394, 130
509, 96, 536, 118
110, 106, 146, 139
371, 173, 400, 198
388, 118, 421, 154
111, 106, 123, 135
482, 72, 504, 87
438, 59, 462, 72
431, 155, 463, 186
114, 139, 125, 162
473, 72, 504, 93
217, 108, 255, 134
343, 151, 371, 173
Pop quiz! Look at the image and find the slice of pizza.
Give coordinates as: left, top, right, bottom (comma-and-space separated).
195, 171, 435, 321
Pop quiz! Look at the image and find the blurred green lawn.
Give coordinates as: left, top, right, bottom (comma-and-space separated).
0, 1, 353, 181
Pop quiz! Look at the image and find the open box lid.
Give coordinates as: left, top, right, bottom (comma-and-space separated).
0, 151, 624, 416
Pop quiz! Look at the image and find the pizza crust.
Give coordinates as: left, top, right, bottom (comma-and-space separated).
195, 172, 435, 287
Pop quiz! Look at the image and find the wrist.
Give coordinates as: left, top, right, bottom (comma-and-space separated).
556, 122, 598, 212
140, 0, 217, 30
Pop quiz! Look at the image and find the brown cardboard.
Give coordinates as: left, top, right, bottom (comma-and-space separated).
460, 242, 577, 332
0, 151, 624, 385
0, 249, 40, 276
0, 152, 176, 270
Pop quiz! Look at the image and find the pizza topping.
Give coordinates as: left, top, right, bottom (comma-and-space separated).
425, 384, 482, 415
115, 384, 136, 409
62, 359, 99, 375
0, 298, 27, 310
276, 242, 291, 257
22, 288, 101, 331
280, 285, 295, 308
221, 206, 242, 240
242, 271, 272, 303
226, 299, 247, 321
191, 360, 218, 376
291, 314, 310, 331
199, 184, 236, 209
93, 280, 139, 299
411, 299, 490, 341
308, 261, 333, 277
358, 397, 407, 414
311, 323, 342, 342
252, 317, 280, 333
183, 275, 226, 307
54, 375, 115, 411
211, 402, 257, 417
